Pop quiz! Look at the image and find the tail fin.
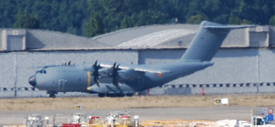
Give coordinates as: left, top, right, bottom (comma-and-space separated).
181, 21, 254, 62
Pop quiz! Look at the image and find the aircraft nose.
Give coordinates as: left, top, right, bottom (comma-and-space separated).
29, 75, 36, 87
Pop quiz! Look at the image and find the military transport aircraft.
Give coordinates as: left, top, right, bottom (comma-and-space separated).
29, 21, 254, 98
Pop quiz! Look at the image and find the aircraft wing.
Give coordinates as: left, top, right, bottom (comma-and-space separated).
99, 62, 170, 74
117, 65, 170, 74
119, 64, 170, 74
134, 68, 170, 73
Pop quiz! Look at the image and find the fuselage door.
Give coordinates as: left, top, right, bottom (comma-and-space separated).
58, 79, 67, 91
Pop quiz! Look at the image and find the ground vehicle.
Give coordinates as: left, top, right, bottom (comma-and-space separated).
237, 116, 275, 127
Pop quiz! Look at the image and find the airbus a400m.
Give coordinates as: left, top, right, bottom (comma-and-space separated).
28, 21, 254, 98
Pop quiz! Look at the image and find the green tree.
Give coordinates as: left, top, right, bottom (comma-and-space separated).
269, 15, 275, 26
121, 17, 134, 29
187, 13, 209, 24
228, 15, 241, 24
240, 19, 252, 25
162, 0, 188, 23
13, 10, 40, 29
85, 12, 104, 37
1, 0, 275, 37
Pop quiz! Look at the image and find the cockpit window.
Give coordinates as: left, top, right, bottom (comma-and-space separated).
36, 69, 47, 74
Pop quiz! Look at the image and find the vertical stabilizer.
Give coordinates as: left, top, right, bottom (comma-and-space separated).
181, 21, 253, 62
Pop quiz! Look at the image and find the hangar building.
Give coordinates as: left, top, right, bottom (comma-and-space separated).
0, 23, 275, 97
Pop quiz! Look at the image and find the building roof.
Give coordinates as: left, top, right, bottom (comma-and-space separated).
92, 23, 256, 48
0, 23, 271, 51
26, 29, 110, 50
92, 24, 199, 47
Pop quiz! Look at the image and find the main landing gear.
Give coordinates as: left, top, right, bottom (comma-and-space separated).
47, 91, 57, 98
98, 93, 134, 98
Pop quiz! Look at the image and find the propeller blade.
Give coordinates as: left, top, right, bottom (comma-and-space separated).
92, 60, 101, 87
111, 62, 121, 89
113, 62, 116, 67
112, 77, 120, 90
95, 78, 100, 87
93, 60, 98, 67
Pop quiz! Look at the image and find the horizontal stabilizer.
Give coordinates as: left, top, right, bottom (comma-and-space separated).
204, 25, 255, 29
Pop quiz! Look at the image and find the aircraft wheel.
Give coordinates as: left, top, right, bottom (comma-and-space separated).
126, 93, 134, 97
98, 93, 105, 98
49, 94, 56, 98
106, 94, 125, 97
117, 94, 125, 97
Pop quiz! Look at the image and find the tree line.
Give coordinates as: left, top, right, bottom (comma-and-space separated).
1, 0, 275, 37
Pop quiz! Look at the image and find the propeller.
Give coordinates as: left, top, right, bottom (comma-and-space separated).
91, 60, 101, 87
111, 62, 121, 89
91, 61, 121, 89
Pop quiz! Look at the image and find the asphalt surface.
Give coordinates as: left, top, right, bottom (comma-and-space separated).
0, 106, 253, 125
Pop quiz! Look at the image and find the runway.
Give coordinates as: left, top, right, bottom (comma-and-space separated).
0, 107, 252, 125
